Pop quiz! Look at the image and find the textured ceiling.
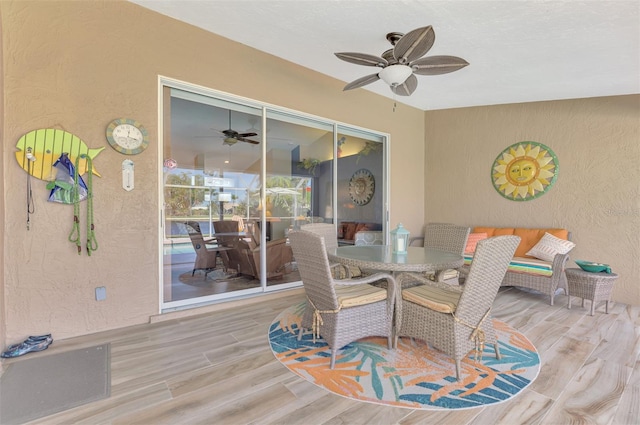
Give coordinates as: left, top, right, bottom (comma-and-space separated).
131, 0, 639, 111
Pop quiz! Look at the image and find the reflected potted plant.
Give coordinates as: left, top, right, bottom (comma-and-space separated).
357, 141, 382, 163
298, 158, 321, 176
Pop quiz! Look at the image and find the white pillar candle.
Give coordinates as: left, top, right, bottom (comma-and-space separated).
397, 238, 405, 252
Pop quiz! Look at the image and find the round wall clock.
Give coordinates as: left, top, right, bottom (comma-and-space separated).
349, 168, 375, 206
491, 141, 558, 201
106, 118, 149, 155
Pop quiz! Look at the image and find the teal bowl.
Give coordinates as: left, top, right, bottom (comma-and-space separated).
575, 260, 610, 273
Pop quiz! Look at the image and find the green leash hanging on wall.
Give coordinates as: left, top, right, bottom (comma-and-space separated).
68, 154, 98, 256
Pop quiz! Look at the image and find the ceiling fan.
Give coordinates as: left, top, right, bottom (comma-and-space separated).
335, 26, 469, 96
215, 110, 260, 146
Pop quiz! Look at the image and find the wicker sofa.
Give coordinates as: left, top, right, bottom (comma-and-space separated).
460, 227, 574, 305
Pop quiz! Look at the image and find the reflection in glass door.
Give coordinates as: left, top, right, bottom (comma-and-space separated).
160, 78, 388, 311
335, 126, 386, 246
162, 91, 272, 307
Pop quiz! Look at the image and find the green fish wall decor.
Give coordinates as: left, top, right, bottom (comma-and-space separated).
15, 129, 104, 180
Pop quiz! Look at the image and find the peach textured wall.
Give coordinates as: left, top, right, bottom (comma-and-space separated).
0, 5, 6, 367
424, 95, 640, 305
0, 1, 425, 342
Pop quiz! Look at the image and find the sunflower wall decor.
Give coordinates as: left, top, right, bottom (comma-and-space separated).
491, 141, 558, 201
349, 168, 375, 206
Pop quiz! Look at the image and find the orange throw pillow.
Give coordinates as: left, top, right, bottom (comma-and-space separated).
465, 233, 488, 254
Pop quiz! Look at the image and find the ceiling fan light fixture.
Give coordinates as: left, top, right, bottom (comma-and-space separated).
378, 64, 412, 87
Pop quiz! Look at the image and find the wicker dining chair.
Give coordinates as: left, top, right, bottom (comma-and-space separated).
301, 223, 353, 278
395, 235, 520, 380
288, 229, 397, 369
409, 223, 470, 284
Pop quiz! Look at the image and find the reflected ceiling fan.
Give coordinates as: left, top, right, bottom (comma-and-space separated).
335, 26, 469, 96
214, 110, 260, 146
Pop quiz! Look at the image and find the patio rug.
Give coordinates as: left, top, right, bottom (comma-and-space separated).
269, 303, 540, 410
0, 344, 110, 424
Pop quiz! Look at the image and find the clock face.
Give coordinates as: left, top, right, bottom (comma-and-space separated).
106, 118, 149, 155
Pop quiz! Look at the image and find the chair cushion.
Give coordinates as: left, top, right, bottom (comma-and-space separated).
335, 283, 387, 307
402, 285, 462, 313
525, 232, 575, 262
337, 265, 363, 279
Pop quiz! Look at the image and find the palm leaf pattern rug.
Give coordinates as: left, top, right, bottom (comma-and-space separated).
269, 303, 540, 410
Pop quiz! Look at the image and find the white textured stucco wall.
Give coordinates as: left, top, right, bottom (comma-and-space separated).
424, 96, 640, 305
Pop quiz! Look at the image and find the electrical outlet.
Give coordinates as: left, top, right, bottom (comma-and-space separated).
95, 286, 106, 301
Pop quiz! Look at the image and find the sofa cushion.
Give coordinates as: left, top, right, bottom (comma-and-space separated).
343, 222, 358, 241
464, 232, 488, 254
525, 232, 576, 262
509, 257, 554, 276
473, 227, 569, 258
464, 255, 554, 277
340, 221, 383, 241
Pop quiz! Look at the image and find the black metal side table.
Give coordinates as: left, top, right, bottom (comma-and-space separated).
566, 268, 618, 316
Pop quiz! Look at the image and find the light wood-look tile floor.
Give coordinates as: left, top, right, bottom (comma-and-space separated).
14, 287, 640, 425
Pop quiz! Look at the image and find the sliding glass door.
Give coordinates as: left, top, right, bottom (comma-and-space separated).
160, 78, 388, 311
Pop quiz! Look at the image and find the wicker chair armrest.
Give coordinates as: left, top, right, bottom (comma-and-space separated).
398, 272, 463, 292
409, 236, 424, 247
330, 262, 351, 278
335, 272, 394, 287
552, 252, 570, 270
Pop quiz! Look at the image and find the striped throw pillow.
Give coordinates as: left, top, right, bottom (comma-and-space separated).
526, 232, 575, 262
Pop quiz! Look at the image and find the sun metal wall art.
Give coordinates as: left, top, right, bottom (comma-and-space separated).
349, 168, 375, 206
491, 141, 558, 201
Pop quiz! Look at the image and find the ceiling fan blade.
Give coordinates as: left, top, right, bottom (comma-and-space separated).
343, 73, 381, 91
335, 52, 388, 67
393, 26, 435, 64
238, 132, 258, 138
391, 74, 418, 96
238, 137, 260, 145
411, 55, 469, 75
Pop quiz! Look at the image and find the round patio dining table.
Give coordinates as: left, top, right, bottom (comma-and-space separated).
327, 245, 463, 274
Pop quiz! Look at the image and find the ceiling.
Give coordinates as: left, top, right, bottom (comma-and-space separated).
130, 0, 639, 111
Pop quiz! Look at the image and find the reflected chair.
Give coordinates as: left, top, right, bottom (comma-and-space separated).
396, 235, 520, 380
214, 220, 293, 280
411, 223, 471, 284
212, 220, 249, 275
243, 223, 294, 280
184, 221, 221, 278
289, 229, 397, 369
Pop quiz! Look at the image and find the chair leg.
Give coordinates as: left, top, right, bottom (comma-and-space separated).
494, 343, 501, 360
455, 359, 461, 381
330, 349, 337, 369
387, 335, 392, 350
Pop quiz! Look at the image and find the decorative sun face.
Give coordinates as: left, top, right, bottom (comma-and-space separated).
349, 169, 375, 206
492, 142, 558, 201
